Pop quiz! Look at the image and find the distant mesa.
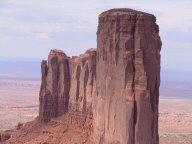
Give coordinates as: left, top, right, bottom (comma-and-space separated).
2, 8, 162, 144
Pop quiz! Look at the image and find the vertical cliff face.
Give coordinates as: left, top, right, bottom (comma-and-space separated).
134, 10, 161, 144
68, 49, 96, 115
39, 8, 161, 144
93, 9, 161, 144
39, 50, 71, 122
39, 49, 96, 122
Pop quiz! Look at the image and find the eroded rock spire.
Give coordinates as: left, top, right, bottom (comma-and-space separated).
39, 8, 161, 144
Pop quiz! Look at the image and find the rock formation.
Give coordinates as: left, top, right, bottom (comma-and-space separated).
39, 49, 96, 122
39, 8, 161, 144
94, 9, 161, 144
68, 49, 96, 115
39, 50, 71, 122
0, 133, 11, 142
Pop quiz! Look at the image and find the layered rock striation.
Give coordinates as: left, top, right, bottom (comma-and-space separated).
39, 8, 161, 144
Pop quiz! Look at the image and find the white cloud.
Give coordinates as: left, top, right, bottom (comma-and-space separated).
1, 0, 192, 34
36, 33, 52, 41
0, 0, 192, 68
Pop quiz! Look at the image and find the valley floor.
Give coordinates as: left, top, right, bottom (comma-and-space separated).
0, 80, 192, 143
159, 98, 192, 144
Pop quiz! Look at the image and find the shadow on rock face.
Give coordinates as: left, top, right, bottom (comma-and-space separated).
0, 133, 11, 142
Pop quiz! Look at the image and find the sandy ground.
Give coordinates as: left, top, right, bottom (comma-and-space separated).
159, 98, 192, 144
0, 80, 39, 131
0, 80, 191, 143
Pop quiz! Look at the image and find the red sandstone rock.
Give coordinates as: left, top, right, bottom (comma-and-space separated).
0, 133, 11, 142
38, 8, 161, 144
68, 48, 96, 115
39, 49, 96, 122
94, 8, 161, 144
39, 49, 70, 122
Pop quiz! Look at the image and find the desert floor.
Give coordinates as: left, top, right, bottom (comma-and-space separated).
0, 79, 191, 144
0, 80, 39, 131
159, 98, 192, 144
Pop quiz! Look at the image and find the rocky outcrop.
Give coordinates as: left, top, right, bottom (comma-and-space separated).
0, 133, 11, 142
39, 50, 71, 122
39, 8, 161, 144
93, 9, 161, 144
68, 49, 96, 115
39, 49, 96, 122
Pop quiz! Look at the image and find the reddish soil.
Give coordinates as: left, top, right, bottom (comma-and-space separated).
0, 80, 191, 144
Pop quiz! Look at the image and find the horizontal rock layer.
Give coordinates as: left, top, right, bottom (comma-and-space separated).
39, 8, 161, 144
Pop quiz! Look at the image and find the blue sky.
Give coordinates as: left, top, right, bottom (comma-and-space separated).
0, 0, 192, 71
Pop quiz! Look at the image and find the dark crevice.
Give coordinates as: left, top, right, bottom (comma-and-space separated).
51, 56, 59, 117
115, 18, 120, 65
83, 64, 89, 113
132, 14, 137, 144
76, 65, 81, 101
90, 53, 96, 85
124, 37, 134, 88
115, 38, 120, 65
63, 59, 70, 113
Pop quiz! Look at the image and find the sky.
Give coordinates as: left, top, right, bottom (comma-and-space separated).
0, 0, 192, 71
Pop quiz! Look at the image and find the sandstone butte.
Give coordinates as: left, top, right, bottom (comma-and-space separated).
0, 8, 162, 144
